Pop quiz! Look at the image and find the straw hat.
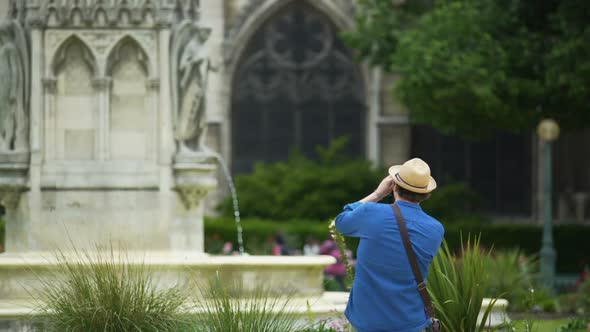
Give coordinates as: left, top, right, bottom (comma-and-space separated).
388, 158, 437, 194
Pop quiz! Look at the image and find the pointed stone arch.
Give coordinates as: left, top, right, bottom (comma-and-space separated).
51, 35, 97, 77
51, 35, 98, 161
106, 35, 151, 77
106, 36, 155, 161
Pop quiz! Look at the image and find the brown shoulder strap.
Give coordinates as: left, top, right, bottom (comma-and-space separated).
392, 203, 436, 318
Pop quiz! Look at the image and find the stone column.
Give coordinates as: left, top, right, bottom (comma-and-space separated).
26, 21, 44, 251
93, 77, 111, 161
172, 187, 209, 252
367, 67, 382, 164
535, 135, 544, 225
200, 0, 224, 126
157, 23, 175, 249
147, 78, 160, 162
378, 73, 411, 166
1, 190, 24, 252
42, 77, 57, 160
29, 23, 43, 190
200, 0, 225, 212
158, 24, 173, 190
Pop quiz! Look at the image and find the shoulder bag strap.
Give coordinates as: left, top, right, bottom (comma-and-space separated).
391, 203, 436, 318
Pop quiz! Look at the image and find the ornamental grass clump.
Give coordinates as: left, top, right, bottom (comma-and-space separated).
193, 274, 303, 332
34, 248, 190, 332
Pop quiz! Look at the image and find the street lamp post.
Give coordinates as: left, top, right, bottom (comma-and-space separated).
537, 119, 560, 290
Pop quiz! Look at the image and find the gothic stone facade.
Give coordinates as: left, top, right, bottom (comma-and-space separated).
1, 0, 411, 219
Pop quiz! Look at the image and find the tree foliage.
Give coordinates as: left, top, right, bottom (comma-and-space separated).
343, 0, 590, 138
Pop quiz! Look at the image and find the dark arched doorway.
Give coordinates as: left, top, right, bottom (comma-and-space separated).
231, 1, 365, 174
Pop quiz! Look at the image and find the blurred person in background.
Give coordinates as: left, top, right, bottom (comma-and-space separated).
303, 236, 320, 255
272, 233, 290, 256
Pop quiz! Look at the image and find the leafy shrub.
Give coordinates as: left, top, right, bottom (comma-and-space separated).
219, 137, 384, 221
559, 292, 580, 314
421, 183, 485, 224
485, 250, 533, 299
510, 285, 558, 313
220, 137, 488, 223
558, 317, 590, 332
482, 250, 560, 313
35, 249, 190, 332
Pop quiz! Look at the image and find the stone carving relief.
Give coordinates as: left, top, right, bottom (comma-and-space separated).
176, 185, 210, 209
171, 21, 215, 155
46, 31, 156, 78
0, 20, 29, 153
10, 0, 200, 28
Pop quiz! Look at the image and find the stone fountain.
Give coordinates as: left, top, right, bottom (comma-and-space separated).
0, 1, 338, 329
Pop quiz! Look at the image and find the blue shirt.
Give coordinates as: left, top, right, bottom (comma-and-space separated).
335, 201, 444, 332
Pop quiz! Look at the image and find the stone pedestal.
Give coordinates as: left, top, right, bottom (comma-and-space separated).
478, 298, 511, 329
0, 153, 29, 253
0, 153, 29, 209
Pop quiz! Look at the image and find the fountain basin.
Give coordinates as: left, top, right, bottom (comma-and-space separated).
0, 252, 336, 299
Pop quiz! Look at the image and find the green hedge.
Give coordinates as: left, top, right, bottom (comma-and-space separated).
204, 218, 335, 255
205, 218, 590, 273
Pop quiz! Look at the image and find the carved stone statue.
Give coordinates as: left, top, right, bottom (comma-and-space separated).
171, 22, 215, 155
0, 20, 29, 153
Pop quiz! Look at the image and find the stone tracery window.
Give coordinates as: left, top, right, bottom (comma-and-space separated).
232, 2, 365, 174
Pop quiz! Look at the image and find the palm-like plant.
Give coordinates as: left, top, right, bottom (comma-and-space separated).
427, 235, 499, 332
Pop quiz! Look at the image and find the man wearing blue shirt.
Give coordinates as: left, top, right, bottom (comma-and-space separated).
334, 158, 444, 332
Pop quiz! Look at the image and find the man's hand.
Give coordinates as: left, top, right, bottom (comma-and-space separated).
359, 175, 394, 203
374, 175, 394, 200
